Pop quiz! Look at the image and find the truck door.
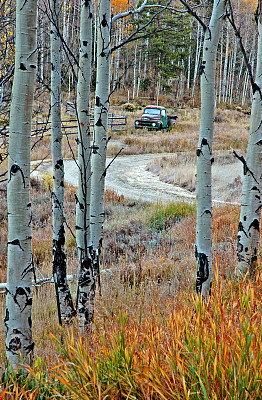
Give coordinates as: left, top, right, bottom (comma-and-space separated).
161, 109, 167, 127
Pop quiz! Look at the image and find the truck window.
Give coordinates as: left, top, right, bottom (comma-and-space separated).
161, 109, 166, 117
145, 108, 161, 115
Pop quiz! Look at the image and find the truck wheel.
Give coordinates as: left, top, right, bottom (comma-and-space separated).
159, 124, 163, 131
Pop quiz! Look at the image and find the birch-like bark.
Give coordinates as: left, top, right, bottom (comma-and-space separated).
222, 19, 229, 103
195, 0, 225, 298
187, 27, 192, 90
192, 22, 202, 100
132, 43, 138, 99
50, 0, 75, 324
218, 34, 223, 104
235, 36, 247, 103
237, 5, 262, 276
137, 47, 142, 97
5, 0, 37, 369
90, 0, 111, 254
76, 0, 94, 330
229, 37, 237, 104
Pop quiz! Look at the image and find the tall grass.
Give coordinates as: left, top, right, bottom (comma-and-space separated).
18, 273, 262, 399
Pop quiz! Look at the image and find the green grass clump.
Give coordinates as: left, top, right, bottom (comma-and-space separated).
149, 201, 196, 231
3, 357, 66, 399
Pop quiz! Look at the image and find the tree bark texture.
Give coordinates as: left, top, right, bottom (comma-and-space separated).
195, 0, 225, 298
76, 0, 94, 330
50, 0, 75, 324
5, 0, 37, 369
237, 4, 262, 276
90, 0, 111, 253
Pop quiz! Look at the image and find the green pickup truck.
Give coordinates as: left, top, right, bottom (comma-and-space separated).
134, 105, 177, 130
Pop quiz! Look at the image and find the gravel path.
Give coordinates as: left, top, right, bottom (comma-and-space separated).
32, 153, 242, 205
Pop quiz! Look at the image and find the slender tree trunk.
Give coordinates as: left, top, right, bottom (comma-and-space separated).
222, 19, 230, 103
195, 0, 225, 298
50, 0, 75, 325
235, 36, 247, 103
187, 27, 192, 90
218, 34, 223, 104
132, 43, 138, 99
114, 20, 122, 89
90, 0, 111, 314
242, 36, 256, 106
192, 22, 202, 101
237, 3, 262, 276
76, 0, 93, 331
229, 37, 237, 104
5, 0, 37, 369
136, 48, 142, 97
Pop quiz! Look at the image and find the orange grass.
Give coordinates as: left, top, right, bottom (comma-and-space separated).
25, 274, 262, 400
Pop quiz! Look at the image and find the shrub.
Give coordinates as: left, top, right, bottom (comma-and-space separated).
122, 103, 136, 112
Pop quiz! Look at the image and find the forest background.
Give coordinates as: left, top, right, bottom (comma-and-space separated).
0, 0, 262, 398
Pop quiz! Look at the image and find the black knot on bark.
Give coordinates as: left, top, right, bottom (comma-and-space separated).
19, 63, 27, 71
195, 246, 209, 295
101, 14, 107, 27
55, 159, 64, 169
249, 218, 259, 232
9, 337, 21, 352
196, 149, 201, 157
96, 96, 100, 107
96, 117, 103, 127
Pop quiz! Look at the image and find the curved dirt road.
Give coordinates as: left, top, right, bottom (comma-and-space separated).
64, 154, 196, 203
32, 153, 242, 205
63, 153, 241, 205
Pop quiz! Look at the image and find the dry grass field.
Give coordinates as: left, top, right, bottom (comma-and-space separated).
1, 102, 262, 399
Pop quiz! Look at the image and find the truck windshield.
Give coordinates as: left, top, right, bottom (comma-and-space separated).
144, 108, 161, 115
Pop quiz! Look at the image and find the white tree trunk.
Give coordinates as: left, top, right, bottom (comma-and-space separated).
237, 5, 262, 276
90, 0, 111, 278
235, 36, 247, 103
76, 0, 94, 330
222, 19, 230, 103
192, 22, 202, 100
218, 34, 223, 104
136, 48, 142, 97
5, 0, 37, 369
229, 37, 237, 104
187, 28, 192, 90
132, 43, 138, 99
195, 0, 225, 298
50, 0, 75, 325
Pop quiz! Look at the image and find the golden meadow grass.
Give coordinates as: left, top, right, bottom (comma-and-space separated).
0, 106, 260, 399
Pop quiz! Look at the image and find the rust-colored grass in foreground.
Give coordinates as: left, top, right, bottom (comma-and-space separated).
5, 275, 262, 399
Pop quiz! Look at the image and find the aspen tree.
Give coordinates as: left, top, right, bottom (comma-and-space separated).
5, 0, 37, 368
236, 0, 262, 276
50, 0, 75, 324
195, 0, 225, 297
76, 0, 94, 330
90, 0, 111, 256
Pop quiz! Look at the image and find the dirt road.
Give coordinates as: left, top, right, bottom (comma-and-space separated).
63, 153, 242, 205
32, 152, 242, 205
